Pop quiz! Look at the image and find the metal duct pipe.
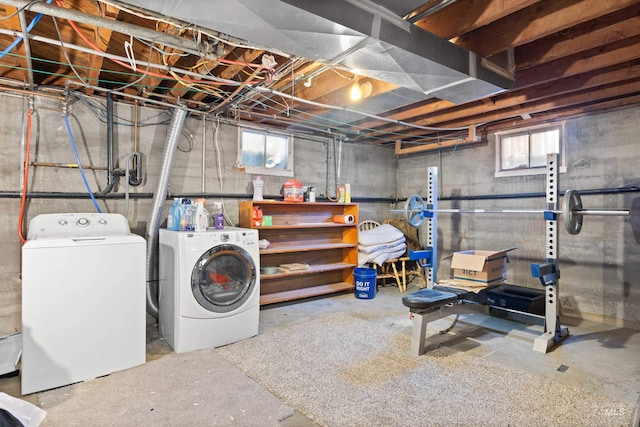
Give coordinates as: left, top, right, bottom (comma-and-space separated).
145, 106, 188, 317
118, 0, 514, 104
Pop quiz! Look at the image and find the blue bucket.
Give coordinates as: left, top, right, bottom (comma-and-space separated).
354, 267, 377, 299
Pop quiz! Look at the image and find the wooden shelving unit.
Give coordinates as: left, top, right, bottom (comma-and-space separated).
239, 201, 358, 305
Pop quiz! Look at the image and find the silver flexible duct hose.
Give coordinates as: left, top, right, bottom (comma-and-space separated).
145, 106, 188, 317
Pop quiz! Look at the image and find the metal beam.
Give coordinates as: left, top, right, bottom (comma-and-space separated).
0, 0, 217, 60
17, 10, 34, 89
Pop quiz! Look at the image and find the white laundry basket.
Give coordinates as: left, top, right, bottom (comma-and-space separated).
0, 333, 21, 375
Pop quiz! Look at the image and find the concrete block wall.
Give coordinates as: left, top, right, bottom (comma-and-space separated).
0, 92, 397, 336
397, 106, 640, 328
3, 88, 637, 333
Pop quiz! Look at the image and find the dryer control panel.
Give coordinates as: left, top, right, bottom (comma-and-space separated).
27, 213, 132, 239
182, 227, 258, 247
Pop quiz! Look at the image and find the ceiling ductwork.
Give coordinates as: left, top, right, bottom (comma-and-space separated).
118, 0, 514, 105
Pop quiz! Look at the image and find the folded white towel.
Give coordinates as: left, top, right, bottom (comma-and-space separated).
358, 241, 407, 266
358, 223, 405, 246
358, 236, 406, 254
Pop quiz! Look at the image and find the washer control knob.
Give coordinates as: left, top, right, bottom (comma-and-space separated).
76, 217, 90, 227
98, 218, 107, 225
220, 233, 230, 242
58, 219, 68, 226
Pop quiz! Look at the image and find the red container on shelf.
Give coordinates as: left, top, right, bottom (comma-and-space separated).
283, 179, 304, 202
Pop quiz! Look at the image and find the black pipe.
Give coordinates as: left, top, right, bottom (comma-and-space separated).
128, 152, 143, 186
0, 191, 401, 203
98, 91, 116, 195
1, 186, 636, 202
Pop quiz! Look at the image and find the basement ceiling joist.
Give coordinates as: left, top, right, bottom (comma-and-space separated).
0, 0, 638, 151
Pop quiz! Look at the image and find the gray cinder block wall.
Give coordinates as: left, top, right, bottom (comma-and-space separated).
397, 106, 640, 329
1, 90, 638, 335
0, 92, 397, 336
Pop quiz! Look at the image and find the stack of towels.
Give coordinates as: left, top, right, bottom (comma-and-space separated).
358, 223, 407, 266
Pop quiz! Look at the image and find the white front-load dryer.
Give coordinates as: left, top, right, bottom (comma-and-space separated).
159, 227, 259, 353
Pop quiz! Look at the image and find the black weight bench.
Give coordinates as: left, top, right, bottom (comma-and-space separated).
402, 288, 459, 313
402, 286, 491, 355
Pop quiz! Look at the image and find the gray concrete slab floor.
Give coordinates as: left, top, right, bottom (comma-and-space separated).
2, 280, 639, 426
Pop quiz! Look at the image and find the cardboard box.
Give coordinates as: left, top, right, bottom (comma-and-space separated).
446, 247, 519, 286
283, 186, 304, 202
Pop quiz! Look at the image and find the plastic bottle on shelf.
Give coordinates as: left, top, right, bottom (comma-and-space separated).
180, 198, 194, 231
213, 202, 224, 230
167, 198, 181, 230
344, 183, 351, 203
194, 198, 209, 232
253, 175, 264, 201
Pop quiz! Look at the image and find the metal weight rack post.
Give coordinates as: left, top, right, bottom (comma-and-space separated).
416, 153, 568, 353
531, 153, 569, 352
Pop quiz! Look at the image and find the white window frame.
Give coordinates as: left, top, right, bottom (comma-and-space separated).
237, 125, 294, 177
495, 122, 566, 178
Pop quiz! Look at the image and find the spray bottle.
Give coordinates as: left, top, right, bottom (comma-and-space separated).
168, 198, 181, 231
213, 202, 224, 230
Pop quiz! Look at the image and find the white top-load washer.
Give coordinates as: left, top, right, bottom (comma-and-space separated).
21, 213, 146, 395
159, 228, 259, 353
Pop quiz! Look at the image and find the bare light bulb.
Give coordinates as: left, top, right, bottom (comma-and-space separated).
350, 82, 362, 100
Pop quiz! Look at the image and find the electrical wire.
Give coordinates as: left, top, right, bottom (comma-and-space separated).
0, 0, 53, 60
70, 91, 171, 127
0, 23, 465, 142
0, 0, 41, 21
62, 114, 102, 213
210, 117, 234, 227
52, 0, 233, 95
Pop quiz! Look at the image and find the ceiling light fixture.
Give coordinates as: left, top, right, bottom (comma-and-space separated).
350, 81, 362, 101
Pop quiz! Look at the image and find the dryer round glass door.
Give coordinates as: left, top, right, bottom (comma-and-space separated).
191, 244, 257, 313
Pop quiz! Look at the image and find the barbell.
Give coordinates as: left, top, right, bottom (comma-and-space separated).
393, 189, 630, 235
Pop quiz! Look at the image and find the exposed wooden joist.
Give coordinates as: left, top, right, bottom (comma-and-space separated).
413, 0, 540, 39
515, 3, 640, 69
390, 78, 640, 140
360, 61, 640, 141
515, 35, 640, 88
454, 0, 640, 57
483, 93, 640, 134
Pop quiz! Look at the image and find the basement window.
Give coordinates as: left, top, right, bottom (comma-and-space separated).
238, 126, 294, 177
495, 122, 566, 177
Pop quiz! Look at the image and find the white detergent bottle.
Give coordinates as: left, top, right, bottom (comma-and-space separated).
253, 175, 264, 201
194, 199, 209, 232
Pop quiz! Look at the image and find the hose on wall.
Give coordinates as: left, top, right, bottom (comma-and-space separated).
18, 99, 33, 244
62, 113, 102, 213
145, 105, 188, 317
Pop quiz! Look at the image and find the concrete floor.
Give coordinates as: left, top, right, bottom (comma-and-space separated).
2, 280, 640, 425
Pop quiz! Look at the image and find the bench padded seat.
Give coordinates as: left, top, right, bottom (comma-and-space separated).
402, 288, 458, 312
